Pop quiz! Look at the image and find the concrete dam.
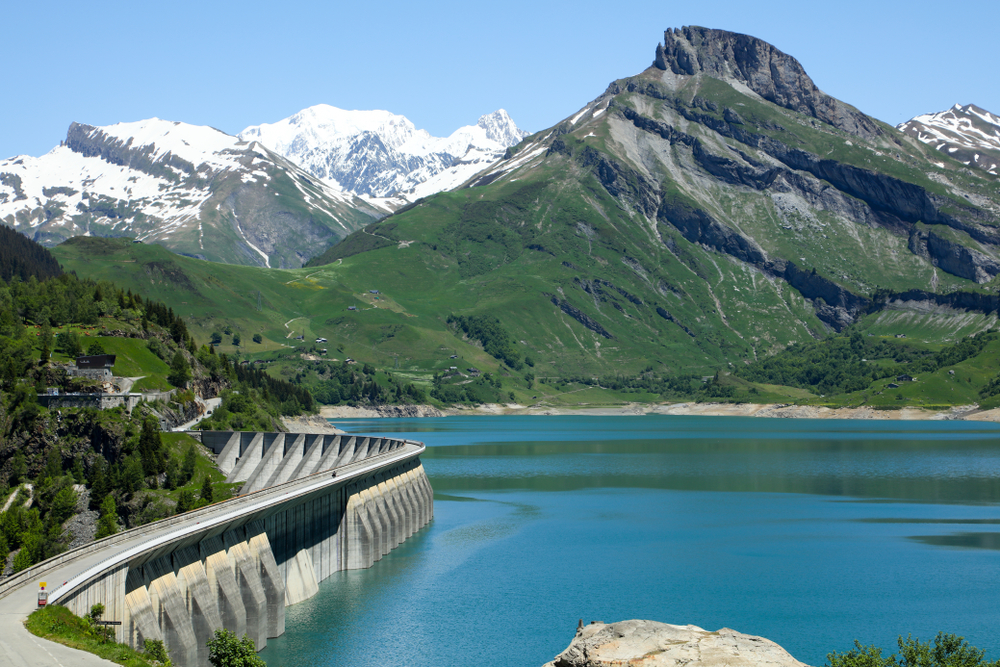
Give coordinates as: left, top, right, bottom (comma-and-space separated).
0, 431, 432, 667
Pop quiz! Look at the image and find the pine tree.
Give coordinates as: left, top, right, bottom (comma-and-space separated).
175, 489, 194, 515
120, 456, 145, 496
138, 417, 166, 478
9, 451, 27, 486
94, 495, 118, 540
43, 448, 62, 481
200, 476, 214, 503
168, 350, 191, 388
163, 457, 179, 490
50, 485, 78, 525
89, 458, 109, 510
181, 444, 197, 485
38, 321, 52, 365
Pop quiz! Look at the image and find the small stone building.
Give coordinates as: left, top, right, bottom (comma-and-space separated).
67, 354, 117, 381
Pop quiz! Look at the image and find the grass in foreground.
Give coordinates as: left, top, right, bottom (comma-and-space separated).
26, 605, 168, 667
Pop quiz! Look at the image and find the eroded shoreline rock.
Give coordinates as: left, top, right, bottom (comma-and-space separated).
542, 620, 812, 667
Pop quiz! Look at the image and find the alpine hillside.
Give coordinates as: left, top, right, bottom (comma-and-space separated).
299, 25, 1000, 377
898, 104, 1000, 175
0, 119, 386, 268
238, 106, 529, 201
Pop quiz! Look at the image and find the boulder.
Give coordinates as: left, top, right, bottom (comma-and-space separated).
542, 620, 812, 667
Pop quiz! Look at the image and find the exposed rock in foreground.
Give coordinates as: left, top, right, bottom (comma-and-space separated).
543, 620, 812, 667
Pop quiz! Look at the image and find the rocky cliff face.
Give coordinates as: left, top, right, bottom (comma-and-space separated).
654, 26, 881, 139
542, 620, 812, 667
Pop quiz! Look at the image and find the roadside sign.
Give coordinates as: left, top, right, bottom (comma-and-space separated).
37, 592, 48, 607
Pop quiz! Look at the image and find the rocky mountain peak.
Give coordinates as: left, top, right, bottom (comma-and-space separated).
898, 103, 1000, 174
0, 117, 380, 267
477, 109, 529, 147
653, 26, 881, 139
240, 106, 529, 200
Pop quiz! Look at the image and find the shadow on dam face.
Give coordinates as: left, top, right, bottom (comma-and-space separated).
50, 432, 434, 667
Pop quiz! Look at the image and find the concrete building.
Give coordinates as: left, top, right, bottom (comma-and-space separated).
67, 354, 116, 381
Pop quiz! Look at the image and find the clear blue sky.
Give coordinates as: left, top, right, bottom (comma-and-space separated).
3, 0, 997, 159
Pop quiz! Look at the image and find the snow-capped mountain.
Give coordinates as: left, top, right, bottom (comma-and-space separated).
898, 104, 1000, 175
0, 119, 385, 267
239, 106, 529, 200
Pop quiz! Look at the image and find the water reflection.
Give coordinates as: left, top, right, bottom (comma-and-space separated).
910, 532, 1000, 550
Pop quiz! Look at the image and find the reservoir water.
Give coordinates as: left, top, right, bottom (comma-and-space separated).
257, 415, 1000, 667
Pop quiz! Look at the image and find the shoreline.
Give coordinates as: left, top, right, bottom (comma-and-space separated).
318, 402, 1000, 423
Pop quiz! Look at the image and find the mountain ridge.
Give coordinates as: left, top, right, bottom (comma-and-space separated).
293, 25, 1000, 376
0, 118, 385, 268
238, 105, 529, 199
654, 26, 881, 139
898, 103, 1000, 175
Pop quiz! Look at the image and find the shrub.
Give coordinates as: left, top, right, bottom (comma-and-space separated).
828, 633, 1000, 667
144, 638, 169, 664
207, 628, 265, 667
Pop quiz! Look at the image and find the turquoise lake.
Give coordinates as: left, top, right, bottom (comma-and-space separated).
257, 415, 1000, 667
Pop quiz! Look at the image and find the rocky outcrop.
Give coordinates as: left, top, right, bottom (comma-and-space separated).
66, 122, 200, 183
879, 288, 1000, 315
924, 232, 1000, 283
659, 199, 767, 265
551, 295, 614, 339
616, 81, 996, 245
656, 307, 696, 337
654, 196, 868, 330
543, 620, 812, 667
653, 26, 880, 140
580, 146, 659, 219
317, 404, 445, 419
374, 404, 444, 418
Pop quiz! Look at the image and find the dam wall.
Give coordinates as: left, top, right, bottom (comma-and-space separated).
40, 432, 432, 667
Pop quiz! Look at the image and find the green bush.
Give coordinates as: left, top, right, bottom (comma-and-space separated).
828, 633, 1000, 667
144, 638, 169, 664
207, 628, 265, 667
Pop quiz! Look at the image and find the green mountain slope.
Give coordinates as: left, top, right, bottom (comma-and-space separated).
301, 26, 1000, 374
53, 27, 1000, 401
50, 237, 512, 376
